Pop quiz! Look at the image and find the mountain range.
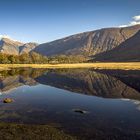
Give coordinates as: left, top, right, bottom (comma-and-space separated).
0, 25, 140, 61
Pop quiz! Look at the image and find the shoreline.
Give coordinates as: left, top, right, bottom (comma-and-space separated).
0, 63, 140, 70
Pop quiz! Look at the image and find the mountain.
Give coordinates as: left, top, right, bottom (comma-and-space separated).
33, 25, 140, 57
19, 42, 38, 54
0, 38, 23, 55
0, 37, 38, 55
93, 30, 140, 62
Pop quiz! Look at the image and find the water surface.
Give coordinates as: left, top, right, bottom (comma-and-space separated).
0, 68, 140, 139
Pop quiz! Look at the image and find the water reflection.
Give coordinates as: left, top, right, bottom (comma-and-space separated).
0, 68, 140, 139
0, 68, 140, 100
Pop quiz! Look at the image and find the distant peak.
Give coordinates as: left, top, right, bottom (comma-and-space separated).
0, 35, 23, 43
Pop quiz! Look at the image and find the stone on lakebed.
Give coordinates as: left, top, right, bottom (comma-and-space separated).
73, 109, 88, 114
3, 98, 14, 103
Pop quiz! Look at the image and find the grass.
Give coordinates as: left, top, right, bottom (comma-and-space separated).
0, 62, 140, 70
0, 122, 76, 140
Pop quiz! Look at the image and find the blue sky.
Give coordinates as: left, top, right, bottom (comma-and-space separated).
0, 0, 140, 43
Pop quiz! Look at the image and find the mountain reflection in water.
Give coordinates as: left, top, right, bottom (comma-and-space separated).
0, 68, 140, 100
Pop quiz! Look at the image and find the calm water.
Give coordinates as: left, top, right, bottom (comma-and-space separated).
0, 68, 140, 139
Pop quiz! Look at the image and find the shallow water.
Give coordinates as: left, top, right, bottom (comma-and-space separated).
0, 68, 140, 139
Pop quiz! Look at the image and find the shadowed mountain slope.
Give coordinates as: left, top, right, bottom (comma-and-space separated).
93, 30, 140, 62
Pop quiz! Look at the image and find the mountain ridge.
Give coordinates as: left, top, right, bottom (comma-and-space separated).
33, 25, 140, 57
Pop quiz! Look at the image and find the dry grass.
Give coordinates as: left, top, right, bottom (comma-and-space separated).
0, 62, 140, 70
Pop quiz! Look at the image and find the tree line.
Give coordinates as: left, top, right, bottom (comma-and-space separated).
0, 52, 86, 64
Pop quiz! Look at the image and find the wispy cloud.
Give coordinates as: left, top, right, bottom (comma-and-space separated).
133, 15, 140, 21
119, 15, 140, 27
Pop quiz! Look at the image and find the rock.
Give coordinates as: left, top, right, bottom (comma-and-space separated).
73, 109, 88, 114
3, 98, 14, 103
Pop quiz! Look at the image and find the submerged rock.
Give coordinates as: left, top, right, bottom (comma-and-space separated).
3, 98, 14, 103
73, 109, 88, 114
